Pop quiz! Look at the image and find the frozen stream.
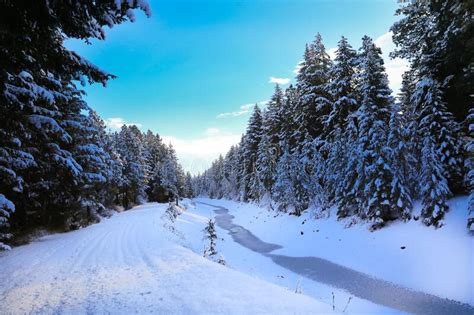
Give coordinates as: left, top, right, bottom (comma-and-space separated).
199, 202, 474, 315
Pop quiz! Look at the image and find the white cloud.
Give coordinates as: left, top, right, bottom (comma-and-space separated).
269, 77, 290, 85
217, 100, 269, 119
162, 128, 241, 175
104, 117, 142, 130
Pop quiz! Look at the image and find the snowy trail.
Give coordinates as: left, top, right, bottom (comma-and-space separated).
0, 203, 332, 314
199, 201, 474, 315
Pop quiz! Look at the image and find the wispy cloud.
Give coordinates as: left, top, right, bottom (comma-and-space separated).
269, 77, 290, 85
104, 117, 142, 130
162, 128, 241, 175
217, 100, 268, 119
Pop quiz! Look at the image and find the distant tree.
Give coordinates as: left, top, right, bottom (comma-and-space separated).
242, 105, 263, 201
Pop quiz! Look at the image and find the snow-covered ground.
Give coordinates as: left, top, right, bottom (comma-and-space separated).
191, 197, 473, 307
1, 198, 472, 314
176, 200, 398, 314
0, 203, 332, 314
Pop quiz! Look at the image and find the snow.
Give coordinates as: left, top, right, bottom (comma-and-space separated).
193, 196, 473, 306
1, 197, 471, 313
176, 200, 397, 314
0, 203, 331, 314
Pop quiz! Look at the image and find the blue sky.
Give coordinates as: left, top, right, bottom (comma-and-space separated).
67, 0, 406, 173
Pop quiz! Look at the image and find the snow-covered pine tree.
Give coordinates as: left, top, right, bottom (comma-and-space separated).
256, 129, 273, 200
466, 107, 474, 230
293, 33, 332, 211
0, 0, 150, 235
387, 104, 413, 221
398, 70, 421, 198
272, 143, 307, 214
183, 172, 194, 198
65, 105, 112, 225
279, 85, 300, 151
391, 0, 468, 195
0, 194, 15, 250
159, 144, 183, 204
391, 0, 473, 122
336, 113, 361, 219
20, 81, 86, 229
242, 105, 263, 201
235, 136, 247, 201
265, 84, 285, 145
143, 131, 168, 201
0, 113, 36, 241
295, 33, 332, 144
203, 219, 218, 257
255, 85, 284, 200
209, 155, 225, 199
346, 36, 401, 227
222, 145, 240, 199
116, 125, 148, 208
325, 36, 358, 203
415, 78, 460, 227
107, 132, 127, 205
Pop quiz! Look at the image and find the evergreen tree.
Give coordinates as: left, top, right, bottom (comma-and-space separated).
391, 0, 473, 122
222, 145, 240, 199
279, 85, 300, 151
398, 70, 421, 198
327, 36, 358, 135
242, 105, 263, 200
116, 125, 148, 208
67, 107, 112, 224
159, 145, 183, 204
325, 36, 358, 203
0, 195, 15, 250
272, 144, 308, 214
295, 33, 332, 144
415, 78, 459, 227
293, 33, 332, 210
343, 36, 400, 227
183, 172, 194, 198
466, 108, 474, 230
203, 219, 218, 257
387, 105, 413, 221
0, 0, 151, 241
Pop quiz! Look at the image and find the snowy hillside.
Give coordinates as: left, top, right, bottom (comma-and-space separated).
0, 203, 331, 314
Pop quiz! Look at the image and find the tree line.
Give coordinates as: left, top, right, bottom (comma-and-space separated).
193, 1, 474, 231
0, 1, 192, 250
